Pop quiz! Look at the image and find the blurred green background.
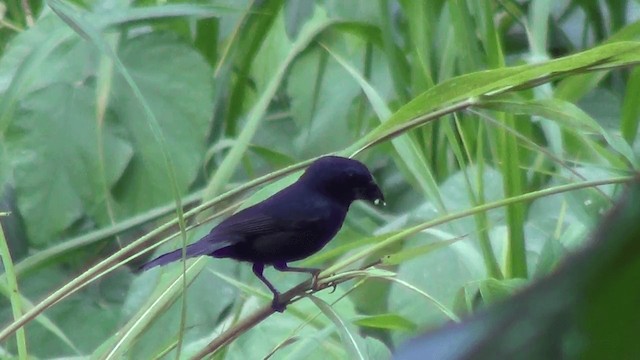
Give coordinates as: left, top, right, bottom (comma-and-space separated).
0, 0, 639, 358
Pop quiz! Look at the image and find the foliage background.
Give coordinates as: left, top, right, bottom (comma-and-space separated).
0, 0, 639, 358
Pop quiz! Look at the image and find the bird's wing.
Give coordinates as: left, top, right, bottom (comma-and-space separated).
208, 184, 333, 245
212, 209, 321, 239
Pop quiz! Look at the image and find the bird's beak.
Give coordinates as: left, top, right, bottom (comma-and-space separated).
358, 181, 386, 206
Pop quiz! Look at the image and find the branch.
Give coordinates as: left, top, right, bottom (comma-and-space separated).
190, 262, 387, 359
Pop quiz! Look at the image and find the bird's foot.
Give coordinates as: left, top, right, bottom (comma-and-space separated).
310, 270, 322, 291
311, 271, 339, 294
271, 294, 286, 313
327, 281, 338, 294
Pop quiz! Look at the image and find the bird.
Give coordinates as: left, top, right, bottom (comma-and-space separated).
140, 155, 385, 312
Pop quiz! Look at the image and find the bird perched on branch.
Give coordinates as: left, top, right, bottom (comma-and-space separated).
140, 155, 385, 312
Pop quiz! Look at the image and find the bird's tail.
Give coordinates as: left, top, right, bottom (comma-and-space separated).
139, 241, 214, 271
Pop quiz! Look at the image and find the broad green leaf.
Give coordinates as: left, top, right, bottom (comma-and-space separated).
394, 179, 640, 360
0, 266, 112, 357
0, 216, 27, 358
248, 145, 295, 168
310, 295, 367, 360
0, 145, 8, 187
0, 281, 81, 354
0, 14, 82, 132
97, 258, 234, 360
388, 276, 460, 325
478, 278, 528, 304
6, 84, 133, 247
288, 46, 360, 156
187, 280, 361, 359
111, 32, 214, 215
284, 0, 314, 38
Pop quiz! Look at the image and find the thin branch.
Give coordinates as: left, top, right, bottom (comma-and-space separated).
190, 265, 388, 359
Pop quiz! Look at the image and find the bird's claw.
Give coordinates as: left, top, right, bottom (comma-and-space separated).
271, 294, 286, 313
310, 271, 338, 294
327, 281, 337, 294
311, 270, 322, 291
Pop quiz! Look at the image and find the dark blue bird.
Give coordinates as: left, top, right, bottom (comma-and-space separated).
140, 156, 384, 311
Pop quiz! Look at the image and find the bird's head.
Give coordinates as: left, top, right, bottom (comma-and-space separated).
301, 156, 385, 206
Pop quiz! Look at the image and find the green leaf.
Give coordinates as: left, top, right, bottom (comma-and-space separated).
0, 215, 27, 358
0, 14, 82, 132
478, 278, 528, 304
555, 21, 640, 103
395, 179, 640, 359
310, 295, 367, 360
350, 41, 640, 153
325, 43, 445, 211
111, 32, 214, 214
284, 0, 314, 38
98, 258, 233, 360
287, 46, 360, 156
620, 67, 640, 144
381, 236, 462, 265
0, 145, 8, 187
478, 97, 636, 166
354, 313, 417, 332
94, 4, 231, 29
202, 8, 334, 199
6, 84, 133, 247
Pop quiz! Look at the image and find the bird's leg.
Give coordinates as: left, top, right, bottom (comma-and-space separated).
273, 262, 322, 290
252, 263, 285, 312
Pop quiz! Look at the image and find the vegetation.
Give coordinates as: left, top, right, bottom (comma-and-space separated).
0, 0, 639, 358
